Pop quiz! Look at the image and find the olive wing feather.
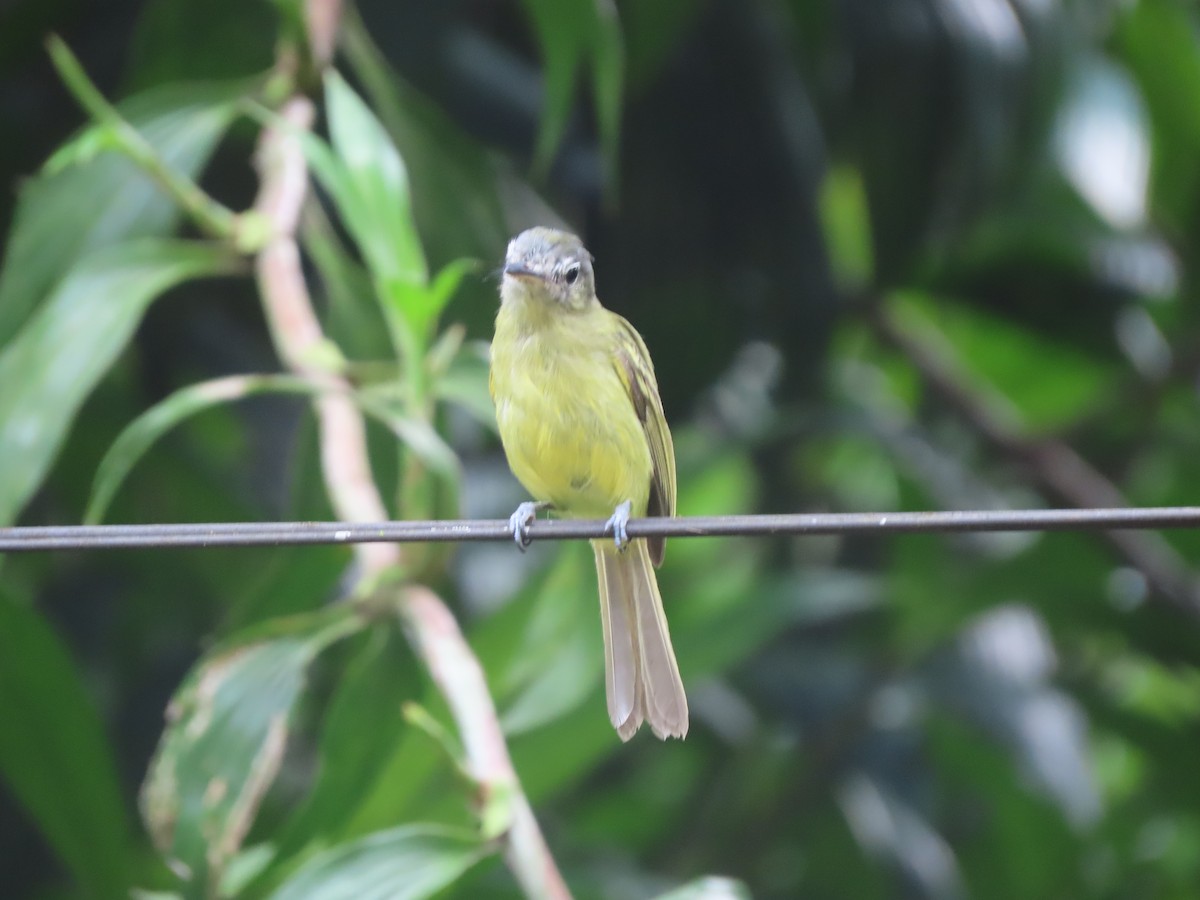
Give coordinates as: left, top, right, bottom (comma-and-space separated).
612, 314, 676, 567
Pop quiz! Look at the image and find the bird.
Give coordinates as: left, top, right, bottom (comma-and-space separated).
488, 226, 688, 741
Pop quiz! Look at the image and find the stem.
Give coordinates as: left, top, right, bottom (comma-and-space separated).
45, 35, 242, 243
254, 94, 400, 576
400, 587, 572, 899
249, 17, 571, 896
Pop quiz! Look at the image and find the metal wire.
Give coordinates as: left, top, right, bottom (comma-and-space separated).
4, 506, 1200, 552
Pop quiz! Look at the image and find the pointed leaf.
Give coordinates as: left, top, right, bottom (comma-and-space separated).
0, 239, 235, 525
381, 258, 476, 348
141, 608, 363, 893
655, 877, 751, 900
124, 0, 276, 90
425, 258, 477, 323
497, 547, 601, 736
289, 81, 443, 346
269, 825, 493, 900
1117, 0, 1200, 230
87, 374, 319, 524
522, 0, 584, 177
88, 367, 466, 526
0, 81, 243, 344
521, 0, 624, 181
589, 0, 625, 185
301, 206, 388, 360
340, 17, 509, 261
268, 629, 418, 861
353, 395, 461, 479
434, 343, 496, 429
0, 590, 132, 897
323, 72, 426, 287
819, 165, 875, 290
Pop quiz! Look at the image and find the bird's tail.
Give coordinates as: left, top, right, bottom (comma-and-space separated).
592, 539, 688, 740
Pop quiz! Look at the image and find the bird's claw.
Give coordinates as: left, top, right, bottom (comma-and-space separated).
508, 501, 547, 551
604, 500, 633, 552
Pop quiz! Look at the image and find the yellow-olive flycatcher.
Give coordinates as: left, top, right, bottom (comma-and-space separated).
489, 227, 688, 741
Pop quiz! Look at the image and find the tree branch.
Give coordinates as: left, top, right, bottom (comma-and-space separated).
871, 305, 1200, 621
305, 0, 345, 69
402, 586, 571, 900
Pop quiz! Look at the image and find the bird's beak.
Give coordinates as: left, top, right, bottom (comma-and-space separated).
503, 263, 543, 281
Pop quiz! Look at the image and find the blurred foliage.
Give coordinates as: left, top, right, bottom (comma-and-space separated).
2, 0, 1200, 898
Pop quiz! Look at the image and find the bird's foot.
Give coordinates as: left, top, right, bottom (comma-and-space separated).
508, 501, 551, 551
604, 500, 633, 552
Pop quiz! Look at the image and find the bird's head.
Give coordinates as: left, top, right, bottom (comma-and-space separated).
502, 227, 597, 311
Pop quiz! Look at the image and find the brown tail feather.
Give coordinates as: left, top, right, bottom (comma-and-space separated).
593, 540, 688, 741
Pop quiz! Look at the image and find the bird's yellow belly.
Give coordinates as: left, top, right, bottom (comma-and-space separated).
493, 340, 652, 519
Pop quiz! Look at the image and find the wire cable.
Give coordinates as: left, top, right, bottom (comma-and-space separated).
4, 506, 1200, 552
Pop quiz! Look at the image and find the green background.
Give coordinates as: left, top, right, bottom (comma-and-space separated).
2, 0, 1200, 897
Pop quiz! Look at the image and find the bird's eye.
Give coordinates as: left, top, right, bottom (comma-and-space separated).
564, 264, 581, 285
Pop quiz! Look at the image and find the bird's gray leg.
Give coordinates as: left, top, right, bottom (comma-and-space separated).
604, 500, 633, 552
509, 501, 552, 550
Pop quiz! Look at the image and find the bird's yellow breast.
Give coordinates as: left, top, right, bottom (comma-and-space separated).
490, 303, 652, 519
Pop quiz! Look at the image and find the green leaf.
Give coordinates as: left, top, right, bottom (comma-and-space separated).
589, 1, 625, 187
433, 342, 496, 430
87, 373, 321, 524
340, 15, 509, 263
381, 413, 461, 480
0, 239, 235, 525
268, 629, 419, 863
268, 825, 493, 900
495, 546, 602, 736
521, 0, 625, 183
0, 81, 243, 345
42, 122, 124, 174
620, 0, 704, 88
220, 843, 277, 897
424, 258, 477, 326
0, 589, 133, 897
397, 702, 518, 843
293, 76, 453, 347
927, 716, 1082, 898
338, 714, 448, 838
140, 608, 364, 893
819, 164, 875, 291
125, 0, 277, 90
655, 877, 751, 900
301, 204, 389, 361
323, 71, 427, 288
87, 366, 467, 526
1116, 0, 1200, 232
889, 291, 1117, 432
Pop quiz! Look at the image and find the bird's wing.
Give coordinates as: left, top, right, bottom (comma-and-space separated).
613, 313, 676, 567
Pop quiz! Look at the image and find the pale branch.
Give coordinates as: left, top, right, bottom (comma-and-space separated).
402, 586, 572, 900
251, 94, 400, 577
249, 31, 572, 899
306, 0, 345, 69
